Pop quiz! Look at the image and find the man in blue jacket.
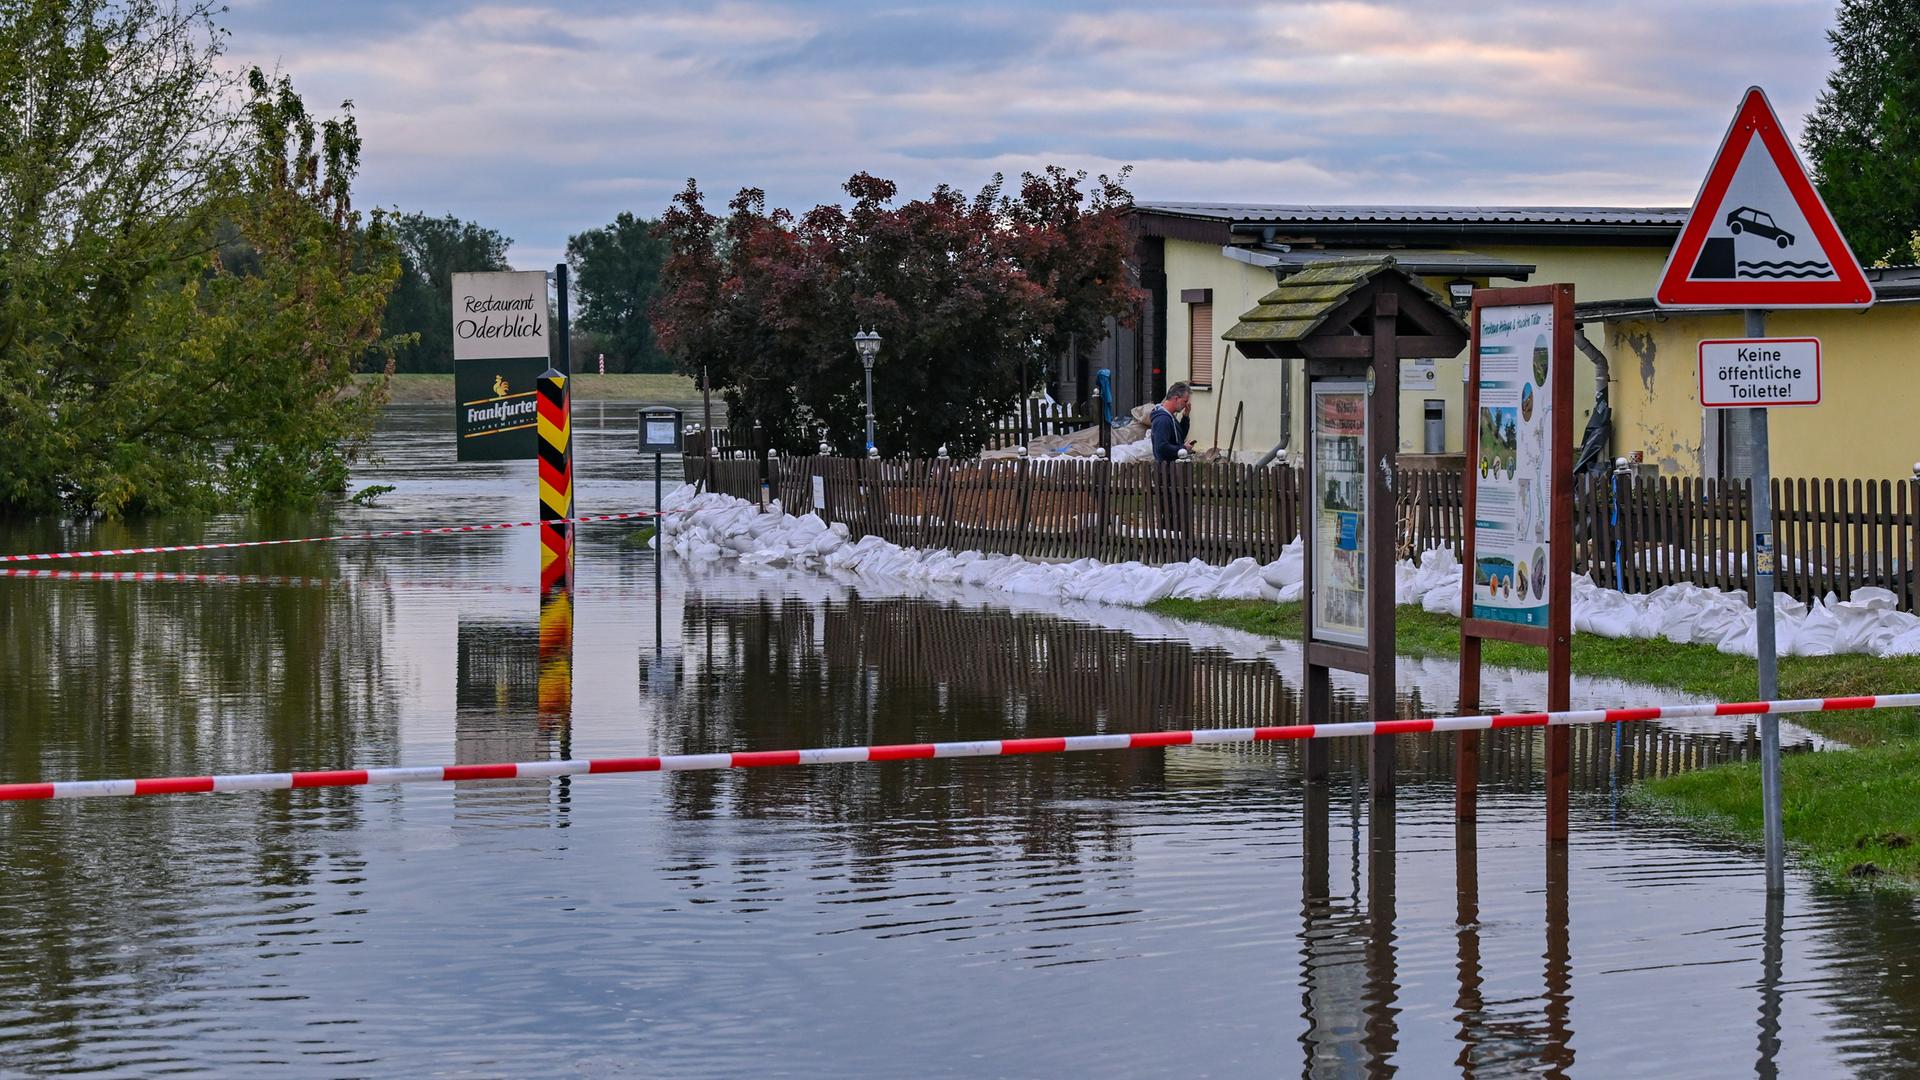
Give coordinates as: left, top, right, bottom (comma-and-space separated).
1150, 383, 1194, 535
1149, 382, 1193, 462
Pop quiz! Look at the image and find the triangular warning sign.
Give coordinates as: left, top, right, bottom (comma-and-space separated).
1656, 87, 1875, 309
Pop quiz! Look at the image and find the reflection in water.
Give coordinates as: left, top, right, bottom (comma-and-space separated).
1454, 823, 1485, 1075
0, 544, 395, 1071
1757, 891, 1784, 1079
1543, 844, 1573, 1076
1363, 808, 1399, 1075
4, 407, 1920, 1075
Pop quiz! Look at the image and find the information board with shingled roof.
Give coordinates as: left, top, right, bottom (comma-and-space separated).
1223, 256, 1466, 802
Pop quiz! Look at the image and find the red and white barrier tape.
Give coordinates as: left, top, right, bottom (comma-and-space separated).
0, 567, 561, 594
4, 694, 1913, 802
0, 568, 330, 587
0, 511, 662, 564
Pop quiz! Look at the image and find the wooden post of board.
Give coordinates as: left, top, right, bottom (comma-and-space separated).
1366, 292, 1401, 800
1456, 284, 1575, 843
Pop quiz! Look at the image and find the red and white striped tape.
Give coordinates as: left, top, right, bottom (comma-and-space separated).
0, 568, 330, 587
4, 694, 1912, 802
0, 511, 662, 564
0, 567, 558, 594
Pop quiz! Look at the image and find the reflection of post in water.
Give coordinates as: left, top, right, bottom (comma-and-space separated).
1756, 890, 1784, 1079
1362, 805, 1399, 1075
1541, 842, 1574, 1075
454, 616, 558, 811
1296, 778, 1362, 1077
538, 585, 574, 746
1452, 822, 1485, 1073
1297, 777, 1403, 1079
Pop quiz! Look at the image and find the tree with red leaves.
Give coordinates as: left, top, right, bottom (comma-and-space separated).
653, 167, 1139, 457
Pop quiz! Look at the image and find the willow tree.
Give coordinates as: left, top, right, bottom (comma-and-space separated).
0, 1, 400, 515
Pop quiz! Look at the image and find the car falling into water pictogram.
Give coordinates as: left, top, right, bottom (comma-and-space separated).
1725, 207, 1794, 248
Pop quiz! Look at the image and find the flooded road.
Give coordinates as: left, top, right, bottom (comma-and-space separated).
2, 405, 1918, 1077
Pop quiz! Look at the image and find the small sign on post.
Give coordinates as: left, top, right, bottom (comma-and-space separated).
1698, 338, 1821, 408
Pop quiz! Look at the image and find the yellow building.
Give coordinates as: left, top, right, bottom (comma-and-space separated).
1579, 270, 1920, 480
1124, 203, 1685, 459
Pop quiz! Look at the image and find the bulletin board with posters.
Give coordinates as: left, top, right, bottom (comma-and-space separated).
1310, 381, 1369, 647
1458, 283, 1574, 835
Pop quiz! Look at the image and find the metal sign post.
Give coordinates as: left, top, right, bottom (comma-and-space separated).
639, 407, 685, 653
1746, 309, 1784, 890
1656, 86, 1875, 895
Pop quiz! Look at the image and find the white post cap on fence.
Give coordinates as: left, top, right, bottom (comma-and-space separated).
1018, 445, 1029, 458
1614, 457, 1633, 474
819, 440, 831, 455
937, 444, 949, 459
1912, 461, 1920, 479
768, 448, 780, 460
867, 446, 880, 459
1177, 447, 1191, 462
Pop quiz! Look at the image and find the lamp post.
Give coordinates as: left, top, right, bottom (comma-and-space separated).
853, 328, 881, 455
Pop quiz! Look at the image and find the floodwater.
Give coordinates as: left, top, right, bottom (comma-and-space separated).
2, 405, 1919, 1077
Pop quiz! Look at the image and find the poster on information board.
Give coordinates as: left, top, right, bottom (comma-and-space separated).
452, 270, 551, 461
1462, 285, 1573, 642
1469, 303, 1554, 626
1311, 381, 1368, 647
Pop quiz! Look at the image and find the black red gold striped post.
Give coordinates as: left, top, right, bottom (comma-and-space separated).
537, 368, 573, 587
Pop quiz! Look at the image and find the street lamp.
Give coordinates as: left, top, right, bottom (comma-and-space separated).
1447, 278, 1475, 317
853, 328, 881, 454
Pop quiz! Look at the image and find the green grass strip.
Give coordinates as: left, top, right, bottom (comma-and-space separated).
1148, 596, 1920, 888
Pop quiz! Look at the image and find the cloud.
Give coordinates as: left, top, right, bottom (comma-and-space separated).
223, 0, 1840, 268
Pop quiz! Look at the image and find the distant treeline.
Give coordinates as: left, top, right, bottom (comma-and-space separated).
379, 210, 669, 374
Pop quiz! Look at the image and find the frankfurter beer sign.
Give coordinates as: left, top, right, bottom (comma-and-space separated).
453, 270, 551, 461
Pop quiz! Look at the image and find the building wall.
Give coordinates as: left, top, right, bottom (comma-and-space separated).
1161, 239, 1670, 458
1162, 242, 1287, 453
1603, 304, 1920, 480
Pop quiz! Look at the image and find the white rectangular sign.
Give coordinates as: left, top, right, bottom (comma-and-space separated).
1697, 337, 1821, 408
452, 270, 551, 362
1398, 357, 1437, 391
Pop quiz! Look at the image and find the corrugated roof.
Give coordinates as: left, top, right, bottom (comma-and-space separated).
1575, 264, 1920, 321
1245, 246, 1536, 278
1137, 202, 1687, 228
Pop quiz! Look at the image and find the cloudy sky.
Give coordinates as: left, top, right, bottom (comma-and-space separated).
225, 0, 1842, 268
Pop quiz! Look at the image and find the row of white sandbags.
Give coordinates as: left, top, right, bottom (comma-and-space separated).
657, 486, 1920, 659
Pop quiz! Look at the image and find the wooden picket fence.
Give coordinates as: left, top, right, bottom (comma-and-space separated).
984, 399, 1099, 450
782, 456, 1302, 566
683, 452, 1920, 611
1582, 474, 1920, 610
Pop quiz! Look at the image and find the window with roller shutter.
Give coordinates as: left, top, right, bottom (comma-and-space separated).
1188, 301, 1213, 388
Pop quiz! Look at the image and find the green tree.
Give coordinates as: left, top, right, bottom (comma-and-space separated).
566, 212, 668, 371
0, 1, 399, 514
382, 212, 512, 372
1804, 0, 1920, 263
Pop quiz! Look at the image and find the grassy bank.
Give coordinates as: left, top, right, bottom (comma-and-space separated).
1150, 597, 1920, 886
361, 372, 705, 405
